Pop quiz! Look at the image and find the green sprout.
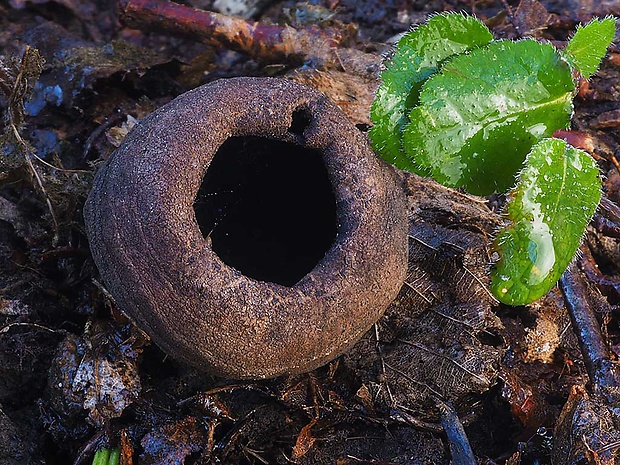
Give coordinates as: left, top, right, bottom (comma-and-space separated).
370, 13, 616, 305
93, 447, 120, 465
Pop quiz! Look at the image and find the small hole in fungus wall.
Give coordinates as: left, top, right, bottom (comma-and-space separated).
289, 108, 311, 136
194, 136, 338, 287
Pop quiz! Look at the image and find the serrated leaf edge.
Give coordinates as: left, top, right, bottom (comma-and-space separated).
563, 15, 617, 79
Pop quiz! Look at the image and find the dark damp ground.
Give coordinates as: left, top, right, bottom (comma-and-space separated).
1, 0, 620, 463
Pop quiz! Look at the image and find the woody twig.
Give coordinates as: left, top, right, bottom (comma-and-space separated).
118, 0, 379, 77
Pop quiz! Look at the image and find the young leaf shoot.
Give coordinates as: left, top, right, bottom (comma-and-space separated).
490, 138, 601, 305
564, 17, 617, 79
93, 448, 120, 465
403, 39, 574, 195
370, 13, 616, 305
369, 12, 616, 305
369, 13, 493, 171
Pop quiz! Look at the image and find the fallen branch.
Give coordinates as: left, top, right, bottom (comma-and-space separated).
558, 261, 620, 401
436, 399, 476, 465
118, 0, 379, 78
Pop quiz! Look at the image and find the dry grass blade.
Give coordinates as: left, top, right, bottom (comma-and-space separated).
0, 47, 60, 243
1, 46, 44, 132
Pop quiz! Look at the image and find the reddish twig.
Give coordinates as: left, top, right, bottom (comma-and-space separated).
118, 0, 378, 77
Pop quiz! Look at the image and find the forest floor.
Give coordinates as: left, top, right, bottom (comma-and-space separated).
1, 0, 620, 463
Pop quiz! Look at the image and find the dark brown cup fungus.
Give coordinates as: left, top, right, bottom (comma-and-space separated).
84, 77, 407, 379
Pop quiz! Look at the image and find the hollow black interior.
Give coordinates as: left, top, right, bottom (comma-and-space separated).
194, 136, 338, 287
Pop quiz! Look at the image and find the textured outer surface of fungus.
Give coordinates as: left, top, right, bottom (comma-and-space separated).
84, 77, 407, 379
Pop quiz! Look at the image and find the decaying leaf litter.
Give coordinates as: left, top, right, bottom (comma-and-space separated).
1, 0, 620, 463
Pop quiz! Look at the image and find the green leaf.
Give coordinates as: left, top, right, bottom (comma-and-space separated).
369, 13, 493, 171
564, 17, 616, 79
490, 138, 601, 306
402, 39, 575, 195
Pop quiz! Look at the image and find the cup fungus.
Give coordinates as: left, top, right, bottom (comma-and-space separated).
84, 77, 408, 379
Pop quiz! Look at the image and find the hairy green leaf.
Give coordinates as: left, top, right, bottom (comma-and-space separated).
564, 17, 616, 79
490, 138, 601, 306
402, 39, 575, 195
369, 13, 493, 171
